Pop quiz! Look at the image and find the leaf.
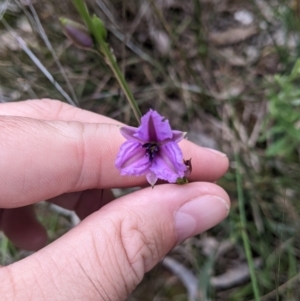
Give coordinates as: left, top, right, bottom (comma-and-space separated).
266, 137, 295, 156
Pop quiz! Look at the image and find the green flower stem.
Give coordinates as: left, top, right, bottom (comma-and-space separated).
101, 45, 142, 123
235, 153, 261, 301
72, 0, 94, 34
72, 0, 142, 123
92, 21, 142, 123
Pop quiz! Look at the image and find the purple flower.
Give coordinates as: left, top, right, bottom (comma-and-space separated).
115, 110, 187, 186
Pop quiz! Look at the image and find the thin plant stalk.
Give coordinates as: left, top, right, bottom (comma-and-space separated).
235, 153, 261, 301
97, 42, 142, 123
72, 0, 94, 33
72, 0, 142, 123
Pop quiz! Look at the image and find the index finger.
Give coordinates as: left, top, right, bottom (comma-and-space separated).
0, 100, 228, 208
0, 98, 122, 124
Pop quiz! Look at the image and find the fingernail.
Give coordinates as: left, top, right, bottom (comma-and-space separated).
204, 147, 227, 157
174, 195, 229, 244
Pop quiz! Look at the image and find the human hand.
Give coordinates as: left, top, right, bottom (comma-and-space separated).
0, 99, 230, 300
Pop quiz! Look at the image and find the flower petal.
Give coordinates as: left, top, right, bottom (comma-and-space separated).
120, 126, 143, 143
172, 130, 187, 143
146, 171, 158, 187
134, 110, 173, 142
115, 141, 150, 176
150, 142, 186, 183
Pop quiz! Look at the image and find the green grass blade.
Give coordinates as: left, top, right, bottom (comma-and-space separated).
235, 153, 261, 301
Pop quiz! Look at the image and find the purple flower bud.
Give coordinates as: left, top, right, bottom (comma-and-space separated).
183, 158, 192, 178
115, 110, 187, 187
60, 18, 93, 49
175, 158, 192, 184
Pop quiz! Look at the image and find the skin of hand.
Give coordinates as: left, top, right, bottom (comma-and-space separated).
0, 99, 230, 301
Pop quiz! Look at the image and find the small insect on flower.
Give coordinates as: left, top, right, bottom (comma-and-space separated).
115, 110, 188, 187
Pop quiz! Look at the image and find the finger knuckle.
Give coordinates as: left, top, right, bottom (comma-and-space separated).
119, 212, 161, 280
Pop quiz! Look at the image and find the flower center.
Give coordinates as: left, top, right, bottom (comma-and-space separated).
142, 142, 159, 162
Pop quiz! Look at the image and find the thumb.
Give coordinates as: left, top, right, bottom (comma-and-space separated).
2, 182, 230, 301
